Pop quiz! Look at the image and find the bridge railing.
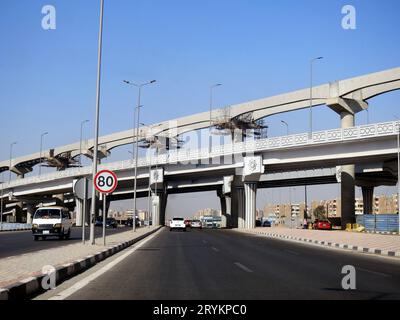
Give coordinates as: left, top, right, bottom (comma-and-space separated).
2, 121, 399, 189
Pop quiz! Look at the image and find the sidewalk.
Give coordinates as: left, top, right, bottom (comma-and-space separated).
0, 226, 161, 299
236, 227, 400, 258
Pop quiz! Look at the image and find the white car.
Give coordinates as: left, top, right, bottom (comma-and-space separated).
32, 206, 73, 241
169, 217, 186, 232
191, 220, 202, 229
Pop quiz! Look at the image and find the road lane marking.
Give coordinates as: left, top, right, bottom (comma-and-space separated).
48, 229, 162, 300
357, 267, 390, 278
211, 247, 219, 252
234, 262, 253, 273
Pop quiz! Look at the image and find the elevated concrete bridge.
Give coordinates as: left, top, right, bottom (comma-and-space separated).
1, 120, 399, 229
1, 67, 399, 175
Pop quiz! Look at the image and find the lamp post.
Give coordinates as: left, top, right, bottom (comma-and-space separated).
123, 80, 156, 232
309, 57, 323, 138
209, 84, 222, 152
39, 132, 48, 176
79, 120, 89, 167
281, 120, 289, 135
89, 0, 105, 245
139, 122, 153, 228
9, 142, 17, 182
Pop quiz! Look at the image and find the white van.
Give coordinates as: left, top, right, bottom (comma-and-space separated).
32, 206, 73, 241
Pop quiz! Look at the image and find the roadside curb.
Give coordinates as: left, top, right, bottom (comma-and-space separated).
0, 226, 163, 300
239, 230, 400, 259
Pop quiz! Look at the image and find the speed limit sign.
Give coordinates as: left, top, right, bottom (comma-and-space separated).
94, 170, 118, 194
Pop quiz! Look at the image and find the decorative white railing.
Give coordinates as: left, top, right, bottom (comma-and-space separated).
3, 121, 399, 189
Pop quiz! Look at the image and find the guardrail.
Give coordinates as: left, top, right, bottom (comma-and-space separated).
2, 121, 399, 190
0, 223, 32, 231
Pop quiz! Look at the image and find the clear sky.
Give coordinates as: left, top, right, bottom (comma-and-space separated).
1, 0, 399, 216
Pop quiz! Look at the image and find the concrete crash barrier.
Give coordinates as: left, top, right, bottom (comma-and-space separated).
0, 226, 162, 300
0, 223, 32, 232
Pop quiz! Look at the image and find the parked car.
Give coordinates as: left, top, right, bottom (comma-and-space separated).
32, 206, 73, 241
256, 220, 262, 227
170, 217, 186, 231
125, 218, 140, 227
313, 219, 332, 230
191, 220, 202, 229
262, 220, 272, 227
96, 218, 118, 228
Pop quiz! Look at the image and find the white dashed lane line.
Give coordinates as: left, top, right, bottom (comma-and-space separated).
234, 262, 253, 273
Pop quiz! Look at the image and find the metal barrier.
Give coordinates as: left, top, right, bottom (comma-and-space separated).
356, 214, 399, 233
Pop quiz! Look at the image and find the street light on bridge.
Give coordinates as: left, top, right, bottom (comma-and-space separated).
209, 84, 222, 152
280, 120, 289, 135
309, 56, 324, 138
79, 120, 89, 167
123, 79, 156, 232
9, 142, 17, 183
39, 132, 48, 176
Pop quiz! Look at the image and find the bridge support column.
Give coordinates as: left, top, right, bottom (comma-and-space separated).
362, 186, 374, 215
244, 182, 257, 229
26, 203, 36, 224
327, 97, 367, 229
340, 111, 356, 229
54, 194, 64, 206
152, 192, 167, 227
237, 187, 245, 229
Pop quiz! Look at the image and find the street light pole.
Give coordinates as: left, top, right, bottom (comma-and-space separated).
89, 0, 105, 245
209, 84, 222, 152
140, 122, 153, 229
309, 57, 323, 138
123, 80, 156, 232
9, 142, 17, 182
79, 120, 89, 167
281, 120, 289, 135
39, 132, 48, 176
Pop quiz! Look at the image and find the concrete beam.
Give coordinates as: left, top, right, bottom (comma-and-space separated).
326, 97, 368, 115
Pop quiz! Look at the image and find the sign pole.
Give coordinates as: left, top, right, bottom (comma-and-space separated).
102, 193, 107, 246
82, 177, 87, 244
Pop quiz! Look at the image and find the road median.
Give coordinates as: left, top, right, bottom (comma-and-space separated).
235, 227, 400, 259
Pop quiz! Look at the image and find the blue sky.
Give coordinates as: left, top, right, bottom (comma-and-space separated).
0, 0, 399, 215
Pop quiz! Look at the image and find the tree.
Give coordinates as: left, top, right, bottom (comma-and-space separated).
313, 205, 326, 220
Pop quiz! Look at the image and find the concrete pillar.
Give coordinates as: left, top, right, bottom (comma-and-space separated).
340, 111, 356, 228
14, 202, 24, 223
54, 194, 65, 206
217, 191, 228, 228
362, 186, 374, 215
26, 203, 36, 224
237, 187, 245, 229
244, 182, 257, 229
152, 192, 167, 226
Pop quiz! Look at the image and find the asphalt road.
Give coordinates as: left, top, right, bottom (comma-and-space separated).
45, 228, 400, 300
0, 226, 132, 259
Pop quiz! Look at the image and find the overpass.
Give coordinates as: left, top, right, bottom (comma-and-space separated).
1, 67, 399, 175
1, 120, 399, 229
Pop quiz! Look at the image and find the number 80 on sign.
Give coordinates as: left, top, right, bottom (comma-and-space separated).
94, 170, 118, 194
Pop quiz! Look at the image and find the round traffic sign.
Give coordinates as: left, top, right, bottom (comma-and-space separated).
94, 170, 118, 194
